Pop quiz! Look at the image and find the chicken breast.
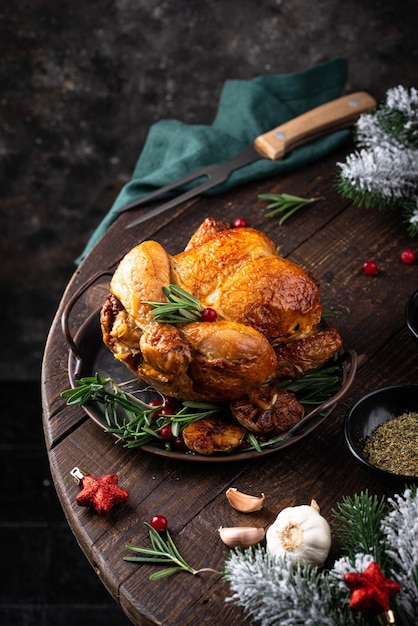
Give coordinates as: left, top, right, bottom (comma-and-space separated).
173, 225, 321, 341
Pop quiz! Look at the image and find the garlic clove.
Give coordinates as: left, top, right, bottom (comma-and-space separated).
218, 526, 265, 548
225, 487, 265, 512
310, 499, 320, 512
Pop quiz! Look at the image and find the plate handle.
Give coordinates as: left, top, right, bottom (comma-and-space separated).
61, 270, 113, 368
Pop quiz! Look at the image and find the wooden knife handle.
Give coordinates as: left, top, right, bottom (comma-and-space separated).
253, 91, 376, 160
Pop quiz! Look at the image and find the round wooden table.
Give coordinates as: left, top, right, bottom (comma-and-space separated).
42, 146, 418, 625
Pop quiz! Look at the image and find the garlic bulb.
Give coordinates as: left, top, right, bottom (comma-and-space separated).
218, 526, 265, 548
266, 499, 331, 566
226, 487, 265, 512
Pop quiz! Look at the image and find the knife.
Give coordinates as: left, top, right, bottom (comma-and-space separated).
116, 91, 376, 228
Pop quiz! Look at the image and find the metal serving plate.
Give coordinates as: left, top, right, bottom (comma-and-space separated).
65, 307, 358, 463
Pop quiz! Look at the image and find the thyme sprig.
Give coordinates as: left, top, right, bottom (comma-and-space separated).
143, 284, 203, 323
259, 192, 321, 225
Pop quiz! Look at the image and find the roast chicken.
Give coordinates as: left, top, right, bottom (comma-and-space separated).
100, 217, 342, 407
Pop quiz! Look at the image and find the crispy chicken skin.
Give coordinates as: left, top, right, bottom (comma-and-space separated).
100, 217, 342, 401
269, 327, 343, 381
110, 240, 171, 325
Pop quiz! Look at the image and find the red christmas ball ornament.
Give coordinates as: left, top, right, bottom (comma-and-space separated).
344, 561, 400, 614
71, 467, 128, 515
400, 248, 415, 264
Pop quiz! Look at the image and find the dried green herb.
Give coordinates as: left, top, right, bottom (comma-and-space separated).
363, 411, 418, 476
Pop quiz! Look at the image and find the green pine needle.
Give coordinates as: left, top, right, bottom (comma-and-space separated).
376, 104, 418, 148
224, 487, 418, 625
336, 86, 418, 238
335, 174, 396, 210
259, 193, 321, 225
331, 490, 388, 566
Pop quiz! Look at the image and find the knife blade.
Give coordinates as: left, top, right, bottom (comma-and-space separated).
117, 91, 376, 228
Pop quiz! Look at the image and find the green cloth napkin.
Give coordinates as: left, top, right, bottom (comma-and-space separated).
78, 57, 349, 263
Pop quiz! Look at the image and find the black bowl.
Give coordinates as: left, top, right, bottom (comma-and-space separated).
345, 384, 418, 481
406, 290, 418, 344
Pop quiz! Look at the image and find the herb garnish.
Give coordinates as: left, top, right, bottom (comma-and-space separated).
259, 193, 321, 225
143, 284, 203, 323
61, 375, 220, 448
61, 360, 343, 454
125, 522, 217, 579
280, 363, 342, 408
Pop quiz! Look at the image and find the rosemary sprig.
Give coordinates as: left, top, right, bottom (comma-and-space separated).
124, 522, 198, 579
61, 376, 220, 449
62, 358, 343, 453
169, 401, 221, 438
243, 431, 286, 453
143, 284, 203, 323
279, 363, 342, 407
259, 193, 321, 225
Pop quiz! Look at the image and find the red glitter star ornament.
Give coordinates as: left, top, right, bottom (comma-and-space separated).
344, 561, 400, 614
71, 467, 129, 514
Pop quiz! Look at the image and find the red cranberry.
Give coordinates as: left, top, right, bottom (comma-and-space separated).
234, 217, 248, 228
173, 435, 187, 451
148, 399, 163, 408
163, 396, 182, 411
150, 515, 168, 532
362, 260, 378, 276
149, 401, 174, 420
201, 307, 217, 322
158, 407, 174, 417
159, 424, 173, 440
401, 249, 415, 264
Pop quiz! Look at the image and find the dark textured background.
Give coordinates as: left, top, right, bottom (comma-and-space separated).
1, 0, 418, 624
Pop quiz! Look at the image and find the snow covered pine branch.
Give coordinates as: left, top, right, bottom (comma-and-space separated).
336, 86, 418, 236
223, 487, 418, 626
